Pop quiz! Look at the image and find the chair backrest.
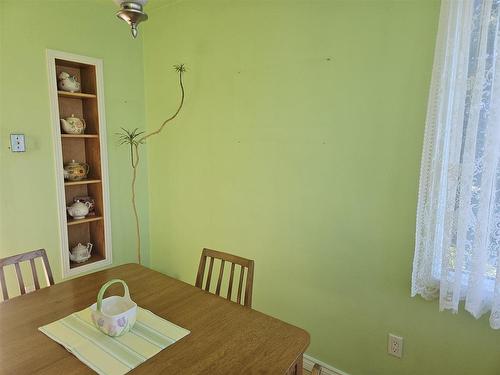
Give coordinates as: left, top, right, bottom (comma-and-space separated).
195, 248, 255, 307
0, 249, 54, 301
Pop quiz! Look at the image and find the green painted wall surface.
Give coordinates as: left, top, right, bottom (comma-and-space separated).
0, 0, 150, 291
143, 1, 500, 374
2, 1, 500, 374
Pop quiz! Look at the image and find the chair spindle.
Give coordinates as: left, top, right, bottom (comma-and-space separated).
227, 263, 235, 300
215, 260, 225, 296
14, 263, 25, 295
205, 257, 214, 291
29, 258, 40, 290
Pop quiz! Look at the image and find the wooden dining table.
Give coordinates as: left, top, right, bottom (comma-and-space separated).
0, 263, 309, 374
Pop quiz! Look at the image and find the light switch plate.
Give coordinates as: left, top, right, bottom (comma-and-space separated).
10, 134, 26, 152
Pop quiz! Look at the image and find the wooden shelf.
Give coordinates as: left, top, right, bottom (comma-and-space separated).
69, 253, 105, 269
50, 51, 111, 278
64, 179, 101, 186
67, 216, 103, 226
61, 134, 99, 138
58, 91, 96, 99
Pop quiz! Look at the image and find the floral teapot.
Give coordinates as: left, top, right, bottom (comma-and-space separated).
60, 115, 86, 134
64, 160, 89, 181
69, 242, 93, 263
58, 72, 81, 92
67, 200, 92, 219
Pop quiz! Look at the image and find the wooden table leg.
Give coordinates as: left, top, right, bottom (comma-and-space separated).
287, 353, 304, 375
295, 354, 304, 375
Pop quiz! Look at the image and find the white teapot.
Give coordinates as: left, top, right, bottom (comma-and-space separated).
67, 200, 92, 219
69, 243, 93, 263
58, 72, 81, 93
60, 115, 86, 134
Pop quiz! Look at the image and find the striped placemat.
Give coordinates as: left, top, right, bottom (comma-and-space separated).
39, 307, 190, 375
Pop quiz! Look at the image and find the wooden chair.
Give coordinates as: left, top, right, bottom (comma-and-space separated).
0, 249, 54, 301
195, 248, 255, 307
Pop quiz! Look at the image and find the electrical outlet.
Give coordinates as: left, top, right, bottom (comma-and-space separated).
388, 334, 403, 358
10, 134, 26, 152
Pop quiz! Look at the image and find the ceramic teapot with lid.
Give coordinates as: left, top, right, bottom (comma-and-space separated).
64, 160, 89, 181
69, 242, 93, 263
67, 200, 92, 219
60, 115, 86, 134
58, 72, 81, 93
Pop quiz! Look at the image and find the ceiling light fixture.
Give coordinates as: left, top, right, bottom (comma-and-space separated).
115, 0, 148, 39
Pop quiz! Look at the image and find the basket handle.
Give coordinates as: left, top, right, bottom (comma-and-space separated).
96, 279, 131, 312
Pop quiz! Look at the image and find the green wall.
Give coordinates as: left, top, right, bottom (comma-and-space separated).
143, 1, 500, 374
0, 0, 150, 289
2, 1, 500, 374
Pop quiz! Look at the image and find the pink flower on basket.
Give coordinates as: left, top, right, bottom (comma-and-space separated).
117, 317, 128, 328
108, 325, 118, 336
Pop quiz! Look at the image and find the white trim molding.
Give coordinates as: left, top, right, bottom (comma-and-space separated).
303, 354, 350, 375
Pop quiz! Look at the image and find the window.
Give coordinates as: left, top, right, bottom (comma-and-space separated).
412, 0, 500, 328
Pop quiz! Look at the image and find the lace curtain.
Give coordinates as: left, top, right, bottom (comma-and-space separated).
412, 0, 500, 329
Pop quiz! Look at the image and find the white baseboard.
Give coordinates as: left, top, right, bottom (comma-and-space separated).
303, 354, 350, 375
